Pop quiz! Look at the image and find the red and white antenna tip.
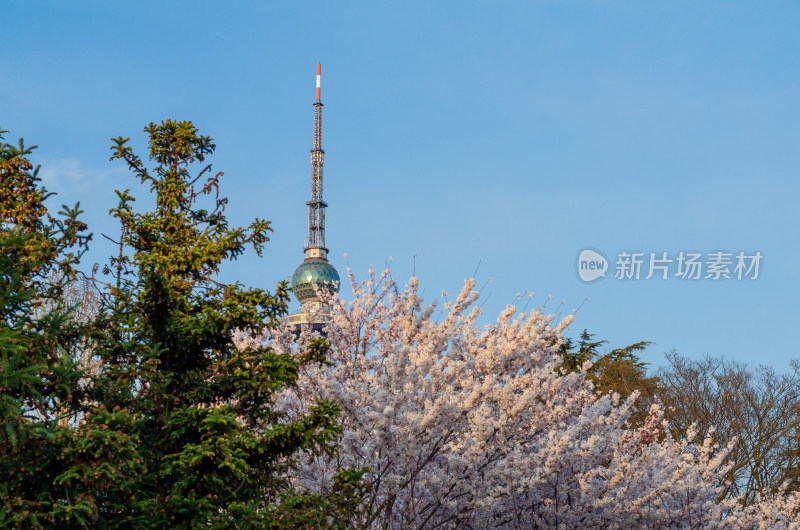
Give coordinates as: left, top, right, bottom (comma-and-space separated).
316, 63, 321, 101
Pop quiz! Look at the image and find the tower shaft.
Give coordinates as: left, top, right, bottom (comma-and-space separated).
306, 63, 327, 250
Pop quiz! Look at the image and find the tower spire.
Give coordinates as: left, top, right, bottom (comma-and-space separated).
306, 62, 327, 250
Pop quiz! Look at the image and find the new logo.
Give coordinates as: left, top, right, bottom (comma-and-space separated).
578, 249, 608, 282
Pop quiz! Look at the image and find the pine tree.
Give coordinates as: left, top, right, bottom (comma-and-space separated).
74, 120, 362, 527
1, 121, 362, 528
0, 127, 94, 526
559, 329, 659, 425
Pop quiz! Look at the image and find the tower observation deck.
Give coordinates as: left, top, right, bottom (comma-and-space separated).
285, 63, 340, 330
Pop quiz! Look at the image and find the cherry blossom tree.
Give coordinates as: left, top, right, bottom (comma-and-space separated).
243, 267, 800, 528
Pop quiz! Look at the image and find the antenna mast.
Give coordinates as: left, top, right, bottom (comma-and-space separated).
306, 62, 327, 250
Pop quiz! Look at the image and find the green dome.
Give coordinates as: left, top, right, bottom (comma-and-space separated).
291, 258, 340, 304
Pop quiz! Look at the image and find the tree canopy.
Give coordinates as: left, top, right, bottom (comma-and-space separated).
1, 122, 363, 528
0, 127, 91, 526
4, 120, 800, 528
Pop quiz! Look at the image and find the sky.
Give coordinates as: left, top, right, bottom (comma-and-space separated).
3, 1, 800, 369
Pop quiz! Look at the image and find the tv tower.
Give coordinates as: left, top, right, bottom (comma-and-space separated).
285, 63, 341, 330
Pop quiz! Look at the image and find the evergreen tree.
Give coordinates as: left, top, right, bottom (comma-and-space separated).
559, 330, 659, 425
1, 121, 363, 528
76, 120, 362, 527
0, 127, 94, 526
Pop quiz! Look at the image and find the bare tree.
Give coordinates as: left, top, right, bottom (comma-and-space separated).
657, 351, 800, 504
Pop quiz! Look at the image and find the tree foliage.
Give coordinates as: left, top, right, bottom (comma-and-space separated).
7, 118, 800, 527
0, 127, 92, 526
257, 268, 800, 528
559, 330, 659, 425
1, 121, 363, 528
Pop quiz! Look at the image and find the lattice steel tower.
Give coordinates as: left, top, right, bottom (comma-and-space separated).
285, 63, 340, 329
307, 63, 326, 250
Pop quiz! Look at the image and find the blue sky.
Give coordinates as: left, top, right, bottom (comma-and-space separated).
4, 1, 799, 368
